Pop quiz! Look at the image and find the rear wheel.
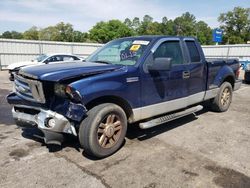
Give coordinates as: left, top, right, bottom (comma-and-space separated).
211, 82, 233, 112
79, 103, 127, 158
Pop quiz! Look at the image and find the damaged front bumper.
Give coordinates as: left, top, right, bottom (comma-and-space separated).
12, 105, 77, 145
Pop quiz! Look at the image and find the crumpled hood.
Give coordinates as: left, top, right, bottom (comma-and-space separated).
19, 61, 123, 82
7, 61, 39, 70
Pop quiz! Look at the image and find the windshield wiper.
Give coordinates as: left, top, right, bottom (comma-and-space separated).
92, 60, 112, 64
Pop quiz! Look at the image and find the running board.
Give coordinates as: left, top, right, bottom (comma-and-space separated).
139, 105, 203, 129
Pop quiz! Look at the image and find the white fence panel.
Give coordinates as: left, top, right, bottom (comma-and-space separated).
0, 39, 103, 69
202, 44, 250, 61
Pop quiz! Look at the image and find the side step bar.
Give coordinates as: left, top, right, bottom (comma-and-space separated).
139, 105, 203, 129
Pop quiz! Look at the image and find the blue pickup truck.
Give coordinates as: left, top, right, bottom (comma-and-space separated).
7, 36, 241, 158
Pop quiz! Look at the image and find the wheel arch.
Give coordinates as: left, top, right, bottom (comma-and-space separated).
222, 75, 235, 89
212, 65, 236, 89
85, 95, 134, 123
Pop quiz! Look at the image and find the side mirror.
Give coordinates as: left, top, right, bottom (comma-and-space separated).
148, 57, 172, 71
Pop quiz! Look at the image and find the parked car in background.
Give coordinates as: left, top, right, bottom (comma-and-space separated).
7, 53, 83, 81
244, 62, 250, 83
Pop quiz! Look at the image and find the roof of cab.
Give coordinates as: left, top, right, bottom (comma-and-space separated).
117, 35, 196, 41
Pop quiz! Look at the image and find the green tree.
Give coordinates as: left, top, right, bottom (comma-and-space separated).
72, 31, 89, 42
38, 22, 74, 42
55, 22, 74, 42
0, 31, 23, 39
124, 18, 133, 29
132, 17, 141, 32
161, 17, 175, 36
195, 21, 213, 45
39, 26, 59, 41
23, 26, 39, 40
89, 20, 134, 43
218, 7, 250, 44
174, 12, 196, 36
0, 31, 12, 38
137, 15, 155, 35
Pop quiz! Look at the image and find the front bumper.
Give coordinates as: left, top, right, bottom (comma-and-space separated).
9, 70, 18, 81
12, 105, 77, 145
234, 79, 242, 91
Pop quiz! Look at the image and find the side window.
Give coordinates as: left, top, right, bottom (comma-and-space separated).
154, 41, 183, 65
62, 56, 74, 61
54, 55, 63, 62
72, 56, 80, 60
185, 41, 201, 63
46, 56, 62, 63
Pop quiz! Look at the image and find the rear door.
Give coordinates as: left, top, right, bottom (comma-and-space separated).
183, 39, 207, 104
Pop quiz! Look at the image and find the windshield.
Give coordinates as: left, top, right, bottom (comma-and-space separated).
34, 54, 48, 62
86, 38, 151, 65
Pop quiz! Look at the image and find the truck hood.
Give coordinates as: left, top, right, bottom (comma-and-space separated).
7, 61, 39, 70
19, 61, 123, 82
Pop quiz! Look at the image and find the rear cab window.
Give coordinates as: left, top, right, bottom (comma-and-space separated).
185, 41, 201, 63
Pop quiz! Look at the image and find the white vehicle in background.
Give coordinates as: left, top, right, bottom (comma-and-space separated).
7, 53, 84, 81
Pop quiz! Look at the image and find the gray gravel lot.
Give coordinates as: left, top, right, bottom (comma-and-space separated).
0, 70, 250, 188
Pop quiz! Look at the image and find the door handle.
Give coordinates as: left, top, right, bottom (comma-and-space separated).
182, 71, 190, 79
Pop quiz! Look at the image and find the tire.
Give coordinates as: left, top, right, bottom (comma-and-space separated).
211, 82, 233, 112
79, 103, 127, 158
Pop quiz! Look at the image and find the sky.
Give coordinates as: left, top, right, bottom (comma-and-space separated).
0, 0, 249, 34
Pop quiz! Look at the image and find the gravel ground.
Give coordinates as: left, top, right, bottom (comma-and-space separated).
0, 70, 249, 188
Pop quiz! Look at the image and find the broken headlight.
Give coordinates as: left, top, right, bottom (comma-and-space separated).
54, 83, 82, 103
54, 83, 67, 97
65, 85, 82, 103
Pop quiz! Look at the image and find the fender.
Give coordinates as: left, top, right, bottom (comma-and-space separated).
212, 65, 235, 88
69, 66, 140, 110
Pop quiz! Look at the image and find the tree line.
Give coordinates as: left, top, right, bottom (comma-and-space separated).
0, 7, 249, 45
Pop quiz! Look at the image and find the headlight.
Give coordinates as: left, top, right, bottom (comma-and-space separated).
65, 85, 82, 103
54, 84, 82, 103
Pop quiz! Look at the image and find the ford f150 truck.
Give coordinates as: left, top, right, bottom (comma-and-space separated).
7, 36, 241, 158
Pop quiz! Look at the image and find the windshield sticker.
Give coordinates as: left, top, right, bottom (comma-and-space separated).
120, 50, 136, 61
130, 44, 141, 51
132, 40, 150, 45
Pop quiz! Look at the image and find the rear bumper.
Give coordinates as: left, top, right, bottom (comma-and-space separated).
234, 79, 242, 91
12, 105, 77, 145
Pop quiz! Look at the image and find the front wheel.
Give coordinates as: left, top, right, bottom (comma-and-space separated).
211, 82, 233, 112
79, 103, 127, 158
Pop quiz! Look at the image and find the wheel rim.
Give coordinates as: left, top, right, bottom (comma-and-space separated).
220, 87, 231, 106
97, 114, 122, 149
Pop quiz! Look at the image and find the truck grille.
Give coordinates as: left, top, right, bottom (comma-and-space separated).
14, 74, 45, 103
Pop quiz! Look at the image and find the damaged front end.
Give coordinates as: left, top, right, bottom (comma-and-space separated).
7, 73, 87, 145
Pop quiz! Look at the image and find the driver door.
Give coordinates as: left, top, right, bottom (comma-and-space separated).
139, 38, 189, 120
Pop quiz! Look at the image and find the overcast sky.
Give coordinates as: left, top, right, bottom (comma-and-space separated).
0, 0, 249, 34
